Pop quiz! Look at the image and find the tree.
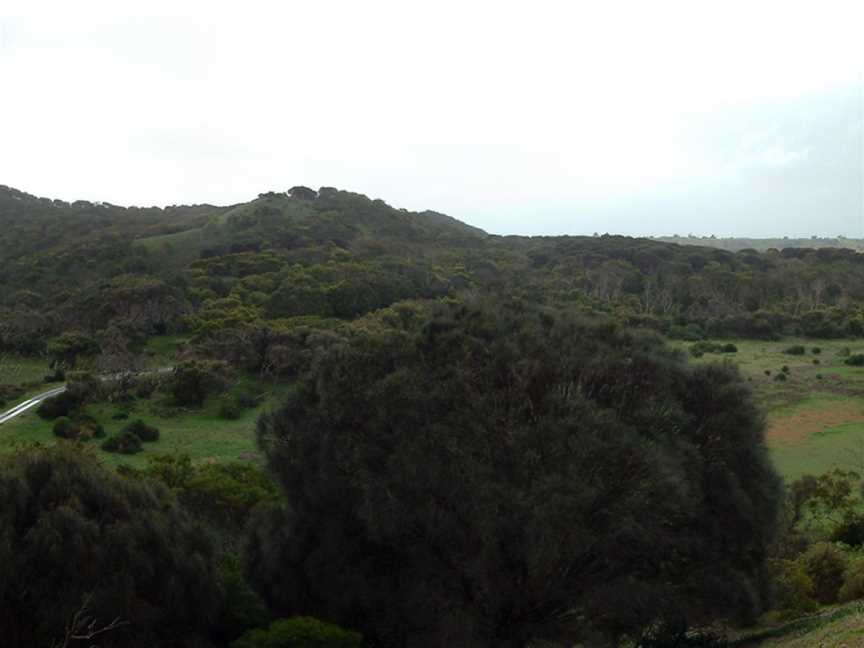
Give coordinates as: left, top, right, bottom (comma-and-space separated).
47, 332, 100, 371
248, 299, 782, 646
0, 445, 222, 647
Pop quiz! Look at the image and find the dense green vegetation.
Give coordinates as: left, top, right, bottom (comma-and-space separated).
6, 184, 864, 645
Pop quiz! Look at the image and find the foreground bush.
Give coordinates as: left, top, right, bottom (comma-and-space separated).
249, 299, 782, 646
0, 445, 221, 647
232, 617, 363, 648
802, 542, 848, 604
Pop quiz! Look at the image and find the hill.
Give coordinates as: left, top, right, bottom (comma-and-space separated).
4, 183, 864, 368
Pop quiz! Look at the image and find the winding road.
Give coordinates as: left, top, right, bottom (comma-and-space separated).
0, 367, 174, 426
0, 385, 67, 425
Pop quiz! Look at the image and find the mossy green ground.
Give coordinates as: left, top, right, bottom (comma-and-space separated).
0, 354, 50, 385
0, 375, 290, 468
676, 339, 864, 482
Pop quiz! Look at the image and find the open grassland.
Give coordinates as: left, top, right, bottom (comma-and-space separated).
0, 354, 49, 386
676, 338, 864, 482
0, 379, 291, 468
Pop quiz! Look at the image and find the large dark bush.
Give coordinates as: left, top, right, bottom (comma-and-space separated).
123, 419, 160, 442
36, 391, 81, 420
0, 445, 221, 647
248, 299, 782, 646
101, 430, 143, 454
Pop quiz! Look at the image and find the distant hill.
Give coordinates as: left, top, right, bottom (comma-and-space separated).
653, 235, 864, 252
5, 183, 864, 360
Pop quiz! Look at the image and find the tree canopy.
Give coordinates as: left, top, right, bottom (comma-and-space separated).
249, 299, 783, 646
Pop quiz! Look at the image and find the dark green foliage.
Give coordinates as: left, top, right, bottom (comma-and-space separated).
831, 514, 864, 547
781, 365, 789, 373
637, 623, 728, 647
844, 354, 864, 366
813, 358, 820, 364
249, 300, 782, 646
783, 345, 806, 356
801, 543, 848, 604
812, 347, 822, 354
36, 391, 80, 419
52, 416, 73, 439
220, 400, 243, 420
0, 445, 221, 647
121, 455, 279, 528
53, 412, 105, 440
839, 560, 864, 602
123, 419, 160, 442
101, 430, 143, 454
774, 373, 787, 382
47, 332, 100, 370
232, 617, 363, 648
720, 343, 738, 353
170, 360, 230, 406
112, 410, 130, 420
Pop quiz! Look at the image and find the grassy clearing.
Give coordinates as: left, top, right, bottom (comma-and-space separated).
0, 354, 50, 386
0, 380, 291, 468
674, 338, 864, 482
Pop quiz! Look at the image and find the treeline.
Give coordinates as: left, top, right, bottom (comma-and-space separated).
0, 298, 784, 647
4, 185, 864, 364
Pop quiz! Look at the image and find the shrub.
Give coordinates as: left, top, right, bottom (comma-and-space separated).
231, 617, 363, 648
52, 416, 74, 439
123, 419, 160, 443
839, 347, 852, 357
112, 411, 130, 420
102, 430, 143, 455
774, 373, 787, 382
71, 412, 105, 439
765, 370, 772, 376
844, 354, 864, 367
812, 347, 822, 355
784, 345, 806, 356
817, 374, 823, 380
839, 559, 864, 602
0, 445, 222, 646
249, 300, 783, 644
801, 542, 848, 604
770, 559, 818, 614
220, 400, 243, 420
781, 365, 789, 373
813, 358, 821, 365
36, 391, 80, 420
720, 343, 738, 353
831, 514, 864, 547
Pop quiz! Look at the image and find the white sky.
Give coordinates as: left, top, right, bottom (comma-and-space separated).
1, 1, 862, 237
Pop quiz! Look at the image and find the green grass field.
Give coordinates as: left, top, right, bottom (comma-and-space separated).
0, 378, 291, 468
676, 338, 864, 482
0, 354, 50, 386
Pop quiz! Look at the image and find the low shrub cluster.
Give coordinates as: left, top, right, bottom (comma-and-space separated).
101, 419, 160, 454
52, 412, 105, 440
689, 341, 738, 357
844, 354, 864, 366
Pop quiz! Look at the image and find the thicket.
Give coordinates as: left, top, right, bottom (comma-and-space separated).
249, 299, 782, 646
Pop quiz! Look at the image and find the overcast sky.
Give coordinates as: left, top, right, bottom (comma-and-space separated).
1, 1, 862, 237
